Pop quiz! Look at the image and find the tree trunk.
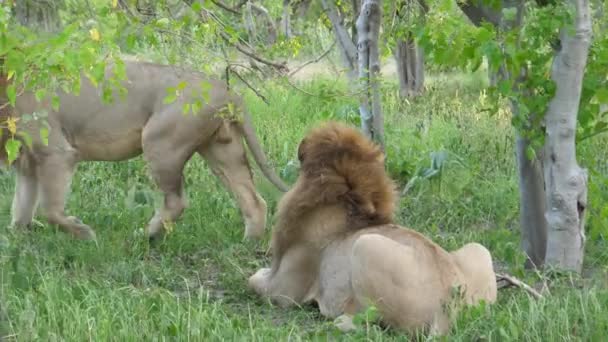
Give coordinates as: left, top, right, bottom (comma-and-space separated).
356, 0, 384, 148
515, 132, 548, 268
542, 0, 591, 273
281, 0, 292, 38
321, 0, 358, 80
457, 0, 551, 270
394, 36, 425, 97
14, 0, 62, 32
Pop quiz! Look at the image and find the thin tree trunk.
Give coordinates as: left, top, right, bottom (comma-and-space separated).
394, 36, 425, 97
281, 0, 292, 38
356, 0, 384, 148
14, 0, 62, 32
321, 0, 358, 80
515, 132, 548, 268
542, 0, 591, 273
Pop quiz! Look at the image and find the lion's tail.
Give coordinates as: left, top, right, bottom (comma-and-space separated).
240, 109, 289, 192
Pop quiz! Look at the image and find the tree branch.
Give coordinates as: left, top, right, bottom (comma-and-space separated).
496, 273, 544, 299
288, 40, 336, 77
320, 0, 357, 75
226, 65, 270, 105
218, 31, 288, 73
211, 0, 242, 14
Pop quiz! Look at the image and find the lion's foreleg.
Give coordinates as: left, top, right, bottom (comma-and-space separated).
249, 244, 318, 307
37, 156, 96, 240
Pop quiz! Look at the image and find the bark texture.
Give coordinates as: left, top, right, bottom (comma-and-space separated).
394, 35, 425, 97
356, 0, 384, 148
14, 0, 62, 32
281, 0, 292, 38
515, 133, 548, 268
393, 0, 427, 98
542, 0, 591, 273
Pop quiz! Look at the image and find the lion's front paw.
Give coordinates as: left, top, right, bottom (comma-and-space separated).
248, 268, 272, 294
334, 314, 357, 332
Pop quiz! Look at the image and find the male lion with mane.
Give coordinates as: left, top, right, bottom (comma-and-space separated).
249, 121, 497, 336
1, 60, 288, 241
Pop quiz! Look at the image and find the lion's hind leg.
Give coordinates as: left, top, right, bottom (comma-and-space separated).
198, 121, 267, 239
350, 233, 449, 335
450, 243, 497, 305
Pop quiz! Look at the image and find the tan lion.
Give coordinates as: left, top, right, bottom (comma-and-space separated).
248, 121, 497, 336
1, 60, 288, 241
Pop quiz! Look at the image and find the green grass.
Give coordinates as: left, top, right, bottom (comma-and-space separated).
2, 68, 608, 341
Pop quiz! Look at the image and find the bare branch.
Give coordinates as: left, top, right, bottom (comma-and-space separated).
211, 0, 241, 14
288, 40, 336, 77
226, 66, 270, 105
320, 0, 357, 75
496, 273, 544, 299
218, 31, 288, 73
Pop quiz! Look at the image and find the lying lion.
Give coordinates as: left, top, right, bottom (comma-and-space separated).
1, 60, 288, 241
248, 121, 497, 336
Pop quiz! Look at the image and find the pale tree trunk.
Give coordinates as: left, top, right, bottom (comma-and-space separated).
458, 0, 549, 269
281, 0, 292, 38
320, 0, 358, 80
356, 0, 384, 148
542, 0, 591, 273
393, 0, 427, 98
14, 0, 62, 32
394, 34, 425, 97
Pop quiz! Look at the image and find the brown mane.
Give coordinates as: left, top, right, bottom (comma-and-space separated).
270, 121, 398, 268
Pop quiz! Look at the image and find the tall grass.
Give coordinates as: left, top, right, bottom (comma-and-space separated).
1, 67, 607, 341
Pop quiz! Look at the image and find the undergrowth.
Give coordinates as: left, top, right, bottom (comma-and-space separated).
1, 66, 607, 341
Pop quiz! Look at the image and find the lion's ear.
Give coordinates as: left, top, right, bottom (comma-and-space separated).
297, 137, 308, 163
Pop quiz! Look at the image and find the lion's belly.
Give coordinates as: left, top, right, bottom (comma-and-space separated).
72, 129, 143, 161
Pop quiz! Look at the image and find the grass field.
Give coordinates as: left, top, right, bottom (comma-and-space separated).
1, 64, 608, 341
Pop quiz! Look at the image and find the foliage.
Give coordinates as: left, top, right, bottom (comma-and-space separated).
416, 0, 608, 158
0, 0, 309, 165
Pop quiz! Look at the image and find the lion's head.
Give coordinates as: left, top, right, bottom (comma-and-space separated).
293, 121, 397, 225
270, 121, 398, 268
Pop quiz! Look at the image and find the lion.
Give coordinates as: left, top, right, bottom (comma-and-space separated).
248, 121, 497, 336
1, 60, 288, 241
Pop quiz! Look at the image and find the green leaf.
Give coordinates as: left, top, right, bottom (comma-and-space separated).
6, 83, 16, 106
525, 145, 537, 161
5, 138, 21, 164
593, 88, 608, 104
16, 131, 32, 149
182, 103, 191, 115
35, 88, 47, 102
176, 81, 188, 91
40, 126, 49, 146
163, 93, 177, 105
52, 95, 61, 111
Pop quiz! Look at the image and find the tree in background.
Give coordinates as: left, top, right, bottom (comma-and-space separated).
390, 0, 427, 98
356, 0, 384, 147
419, 0, 604, 273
